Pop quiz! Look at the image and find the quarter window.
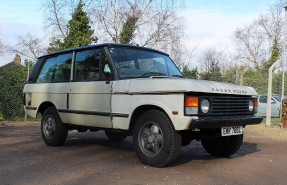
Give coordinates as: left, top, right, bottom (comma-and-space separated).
37, 53, 72, 83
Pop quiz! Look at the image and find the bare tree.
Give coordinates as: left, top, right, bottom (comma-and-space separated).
42, 0, 69, 39
257, 0, 285, 50
200, 48, 225, 73
42, 0, 95, 39
93, 0, 154, 43
10, 33, 45, 61
233, 0, 286, 69
233, 23, 266, 69
42, 0, 186, 66
92, 0, 185, 66
199, 48, 225, 81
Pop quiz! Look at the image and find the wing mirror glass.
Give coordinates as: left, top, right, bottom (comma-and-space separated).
104, 64, 111, 77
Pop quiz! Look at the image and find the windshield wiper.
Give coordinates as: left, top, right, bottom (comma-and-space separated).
140, 72, 167, 78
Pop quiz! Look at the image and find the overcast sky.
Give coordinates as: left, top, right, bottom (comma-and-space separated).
0, 0, 279, 66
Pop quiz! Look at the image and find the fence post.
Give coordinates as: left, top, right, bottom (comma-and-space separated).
266, 59, 280, 126
24, 61, 30, 122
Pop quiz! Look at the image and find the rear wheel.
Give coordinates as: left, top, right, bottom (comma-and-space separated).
201, 131, 243, 157
133, 110, 181, 167
41, 107, 68, 146
105, 130, 127, 141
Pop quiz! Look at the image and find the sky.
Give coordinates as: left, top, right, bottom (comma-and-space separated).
0, 0, 280, 67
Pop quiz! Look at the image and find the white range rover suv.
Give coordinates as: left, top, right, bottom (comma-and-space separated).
23, 43, 262, 167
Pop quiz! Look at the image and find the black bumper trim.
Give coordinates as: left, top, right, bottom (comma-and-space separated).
189, 115, 263, 129
58, 109, 129, 118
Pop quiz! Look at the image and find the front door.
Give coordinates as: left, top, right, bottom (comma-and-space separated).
66, 48, 113, 128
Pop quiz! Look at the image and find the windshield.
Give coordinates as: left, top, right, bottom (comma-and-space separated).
108, 47, 183, 79
273, 95, 281, 102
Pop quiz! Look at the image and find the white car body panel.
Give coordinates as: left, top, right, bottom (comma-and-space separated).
23, 44, 261, 132
127, 78, 258, 95
24, 78, 257, 130
110, 78, 257, 130
257, 95, 281, 118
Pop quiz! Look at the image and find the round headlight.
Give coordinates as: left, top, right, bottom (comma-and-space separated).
249, 100, 254, 111
201, 99, 210, 113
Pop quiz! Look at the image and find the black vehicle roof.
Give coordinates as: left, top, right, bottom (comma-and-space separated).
39, 43, 169, 59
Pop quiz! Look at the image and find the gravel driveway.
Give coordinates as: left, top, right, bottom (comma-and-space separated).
0, 121, 287, 185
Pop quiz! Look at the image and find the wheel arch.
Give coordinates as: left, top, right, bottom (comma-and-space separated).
38, 101, 57, 115
128, 105, 169, 134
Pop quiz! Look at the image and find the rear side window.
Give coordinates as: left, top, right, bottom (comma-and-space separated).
74, 49, 101, 81
37, 53, 72, 83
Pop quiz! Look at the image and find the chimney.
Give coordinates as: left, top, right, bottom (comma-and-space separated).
14, 54, 21, 65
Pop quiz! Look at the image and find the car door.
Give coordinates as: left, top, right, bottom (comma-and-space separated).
257, 95, 267, 117
66, 47, 113, 128
270, 97, 280, 117
258, 95, 280, 117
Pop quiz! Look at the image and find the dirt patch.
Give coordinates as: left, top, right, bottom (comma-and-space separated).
245, 123, 287, 141
1, 121, 287, 185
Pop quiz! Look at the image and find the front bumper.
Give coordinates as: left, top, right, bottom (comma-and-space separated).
189, 115, 263, 129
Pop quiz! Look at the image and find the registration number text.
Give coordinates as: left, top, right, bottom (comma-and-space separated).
221, 126, 243, 136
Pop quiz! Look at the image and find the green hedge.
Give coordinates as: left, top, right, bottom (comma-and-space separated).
0, 67, 27, 120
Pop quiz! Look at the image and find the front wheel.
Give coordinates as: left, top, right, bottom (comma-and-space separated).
133, 110, 181, 167
41, 107, 68, 146
201, 132, 243, 157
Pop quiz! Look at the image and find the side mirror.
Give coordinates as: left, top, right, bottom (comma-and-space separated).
103, 64, 111, 78
271, 99, 276, 104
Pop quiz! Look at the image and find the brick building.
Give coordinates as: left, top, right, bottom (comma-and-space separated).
0, 54, 23, 79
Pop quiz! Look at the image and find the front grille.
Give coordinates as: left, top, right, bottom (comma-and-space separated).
201, 96, 252, 116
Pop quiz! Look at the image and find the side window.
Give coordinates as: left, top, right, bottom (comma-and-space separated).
37, 53, 72, 83
75, 49, 100, 81
259, 96, 267, 103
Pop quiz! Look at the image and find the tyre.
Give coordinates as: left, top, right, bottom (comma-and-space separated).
41, 107, 68, 146
180, 130, 193, 146
201, 132, 243, 157
133, 110, 181, 167
105, 130, 127, 141
77, 128, 88, 132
